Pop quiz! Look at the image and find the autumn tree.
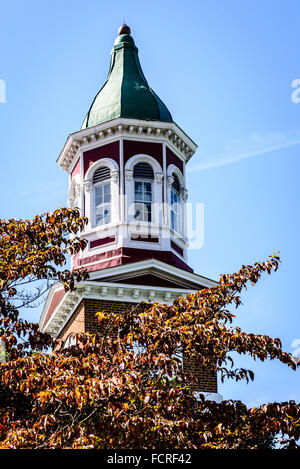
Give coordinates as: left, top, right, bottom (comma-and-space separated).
0, 208, 299, 449
0, 208, 88, 358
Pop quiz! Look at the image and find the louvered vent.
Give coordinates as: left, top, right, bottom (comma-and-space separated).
133, 162, 154, 180
172, 173, 181, 194
93, 166, 111, 184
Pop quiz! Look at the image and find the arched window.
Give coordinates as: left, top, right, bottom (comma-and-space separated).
133, 162, 154, 222
93, 166, 111, 227
170, 173, 181, 233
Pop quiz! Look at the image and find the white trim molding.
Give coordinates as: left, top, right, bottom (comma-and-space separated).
88, 258, 217, 289
57, 118, 198, 174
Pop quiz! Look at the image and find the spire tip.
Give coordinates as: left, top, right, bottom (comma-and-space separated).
118, 24, 131, 35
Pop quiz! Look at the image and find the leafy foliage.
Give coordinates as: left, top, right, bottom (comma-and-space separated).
0, 208, 88, 358
0, 209, 299, 448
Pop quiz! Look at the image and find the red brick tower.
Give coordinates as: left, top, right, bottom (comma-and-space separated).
39, 25, 222, 401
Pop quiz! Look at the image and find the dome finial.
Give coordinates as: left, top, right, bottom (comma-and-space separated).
118, 23, 131, 35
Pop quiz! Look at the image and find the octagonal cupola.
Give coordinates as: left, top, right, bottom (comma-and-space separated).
57, 25, 198, 276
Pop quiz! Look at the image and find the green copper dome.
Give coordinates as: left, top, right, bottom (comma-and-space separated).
81, 25, 173, 129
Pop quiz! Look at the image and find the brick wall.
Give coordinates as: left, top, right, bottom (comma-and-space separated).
57, 298, 218, 393
57, 301, 85, 344
183, 354, 218, 393
84, 298, 141, 334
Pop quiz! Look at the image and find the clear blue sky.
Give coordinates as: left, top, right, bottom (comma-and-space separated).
0, 0, 299, 407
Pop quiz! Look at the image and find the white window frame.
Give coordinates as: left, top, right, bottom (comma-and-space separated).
125, 154, 163, 227
133, 172, 154, 223
170, 185, 181, 233
167, 165, 185, 238
84, 158, 120, 231
93, 178, 111, 227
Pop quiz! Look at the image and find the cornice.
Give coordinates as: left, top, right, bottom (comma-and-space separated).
41, 280, 196, 338
40, 259, 217, 338
57, 118, 198, 173
38, 282, 63, 331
